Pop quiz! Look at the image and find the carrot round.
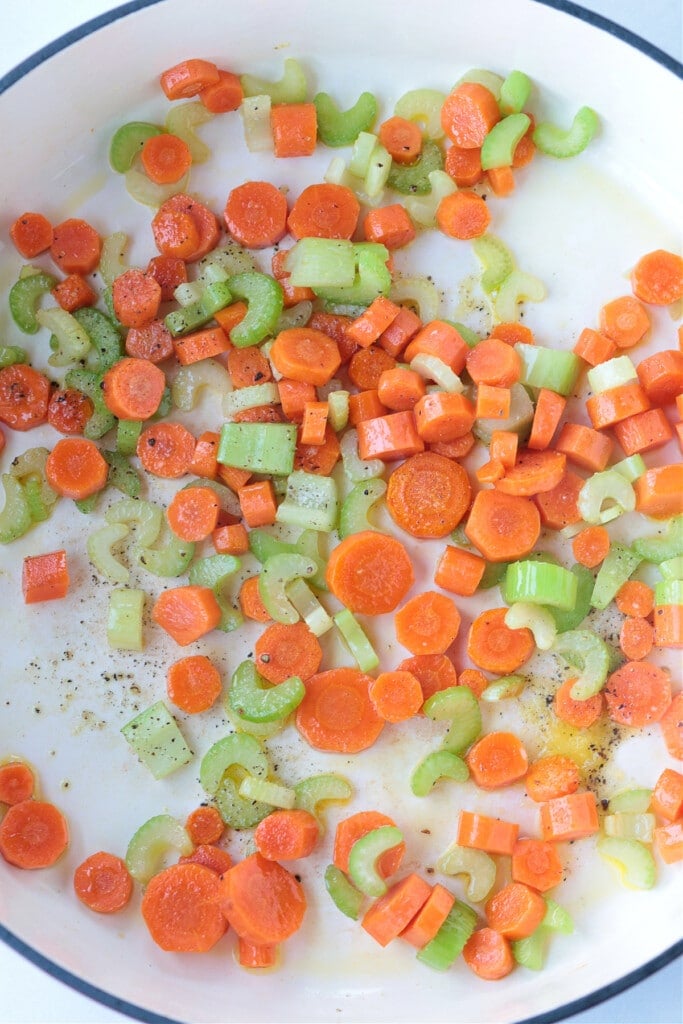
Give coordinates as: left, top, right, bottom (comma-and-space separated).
111, 269, 162, 328
51, 218, 101, 275
457, 810, 519, 855
525, 755, 580, 803
553, 677, 603, 729
400, 883, 455, 948
441, 82, 501, 148
0, 364, 51, 431
102, 357, 166, 420
348, 346, 397, 392
465, 489, 541, 562
47, 388, 93, 436
414, 391, 476, 443
45, 437, 108, 500
631, 249, 683, 306
368, 670, 424, 723
534, 469, 583, 531
51, 273, 97, 313
73, 851, 133, 914
466, 731, 529, 790
295, 667, 384, 753
0, 762, 35, 805
326, 530, 414, 615
511, 838, 564, 892
386, 451, 471, 539
254, 620, 323, 684
396, 653, 458, 704
463, 927, 514, 980
185, 806, 225, 846
539, 791, 599, 842
467, 607, 535, 673
160, 58, 220, 100
619, 616, 655, 662
295, 423, 341, 475
333, 810, 405, 878
485, 881, 546, 939
254, 809, 319, 861
141, 132, 192, 184
287, 183, 360, 240
395, 591, 461, 656
604, 661, 672, 727
10, 212, 54, 258
466, 337, 522, 387
457, 668, 489, 699
167, 654, 222, 713
599, 295, 650, 349
615, 580, 654, 618
137, 421, 196, 478
167, 485, 221, 542
239, 576, 272, 622
444, 144, 483, 187
152, 193, 220, 263
660, 692, 683, 760
224, 180, 288, 249
0, 799, 69, 869
436, 190, 491, 240
379, 116, 423, 165
270, 327, 341, 387
152, 585, 222, 646
147, 255, 188, 302
219, 852, 306, 944
142, 862, 227, 952
179, 844, 234, 876
199, 70, 244, 113
571, 525, 611, 568
495, 449, 567, 497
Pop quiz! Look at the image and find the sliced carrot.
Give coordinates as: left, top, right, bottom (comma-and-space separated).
270, 327, 341, 386
348, 345, 397, 391
586, 381, 651, 430
347, 297, 401, 349
125, 319, 175, 363
377, 367, 426, 411
441, 82, 501, 148
660, 693, 683, 760
476, 457, 505, 484
467, 607, 535, 674
333, 811, 405, 878
237, 938, 278, 969
554, 422, 613, 473
604, 661, 672, 727
457, 810, 519, 855
277, 377, 316, 422
654, 821, 683, 864
185, 806, 225, 846
361, 873, 432, 948
634, 464, 683, 518
631, 249, 683, 306
238, 479, 277, 527
652, 769, 683, 823
599, 295, 650, 349
395, 653, 458, 704
636, 349, 683, 405
0, 362, 51, 431
413, 391, 477, 442
377, 306, 423, 357
456, 668, 489, 699
214, 301, 248, 341
489, 429, 518, 470
152, 193, 220, 263
50, 218, 101, 275
199, 69, 244, 113
294, 422, 341, 475
254, 809, 319, 861
553, 677, 603, 729
308, 311, 356, 358
295, 667, 384, 753
0, 799, 69, 869
364, 204, 416, 250
178, 844, 233, 876
152, 585, 222, 646
654, 605, 683, 651
463, 927, 514, 980
137, 422, 196, 478
146, 255, 188, 302
219, 852, 306, 944
386, 451, 471, 539
444, 144, 483, 187
572, 327, 617, 366
189, 431, 219, 479
465, 489, 541, 562
142, 862, 226, 952
489, 322, 535, 346
10, 211, 53, 258
436, 190, 491, 240
254, 620, 322, 684
326, 530, 414, 614
511, 838, 564, 893
495, 449, 566, 497
404, 319, 468, 373
572, 525, 611, 568
300, 400, 329, 445
102, 357, 166, 420
395, 591, 461, 656
349, 390, 388, 428
613, 407, 673, 456
527, 389, 567, 450
525, 755, 580, 803
467, 337, 521, 387
51, 273, 97, 313
167, 654, 222, 713
369, 670, 424, 723
271, 102, 318, 158
615, 580, 654, 618
45, 437, 108, 499
486, 165, 516, 197
73, 851, 133, 914
160, 58, 220, 100
22, 550, 70, 604
379, 115, 422, 164
0, 762, 35, 805
539, 792, 599, 842
434, 545, 486, 597
141, 132, 192, 184
400, 883, 455, 948
534, 469, 584, 532
47, 387, 94, 436
239, 575, 272, 623
287, 183, 359, 240
212, 522, 249, 555
466, 731, 529, 790
475, 385, 511, 420
485, 881, 546, 940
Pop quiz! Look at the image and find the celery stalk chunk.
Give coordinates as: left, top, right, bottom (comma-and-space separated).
658, 556, 683, 581
285, 238, 356, 289
587, 355, 638, 394
655, 579, 683, 606
88, 523, 130, 584
314, 243, 391, 306
549, 564, 594, 633
248, 528, 298, 563
0, 474, 33, 544
125, 814, 192, 884
552, 629, 610, 700
436, 843, 496, 903
416, 901, 477, 970
64, 367, 116, 440
481, 673, 527, 701
481, 113, 530, 170
107, 588, 145, 650
472, 234, 514, 294
633, 516, 683, 563
611, 453, 647, 483
608, 788, 652, 814
226, 271, 284, 348
340, 428, 384, 482
259, 552, 317, 624
348, 825, 404, 897
314, 91, 377, 146
512, 928, 547, 970
603, 812, 656, 842
504, 560, 578, 610
499, 70, 532, 115
228, 659, 305, 723
333, 608, 380, 672
294, 773, 353, 827
324, 864, 365, 920
424, 685, 482, 754
238, 776, 296, 809
76, 307, 123, 373
597, 836, 656, 889
0, 345, 27, 367
504, 601, 556, 650
515, 342, 581, 396
218, 422, 297, 475
387, 139, 444, 194
338, 478, 387, 539
165, 101, 213, 163
590, 542, 642, 610
411, 750, 469, 796
121, 701, 192, 779
276, 470, 339, 533
286, 578, 333, 636
542, 897, 574, 934
533, 106, 599, 158
200, 733, 272, 829
394, 88, 447, 139
578, 470, 635, 525
136, 525, 195, 578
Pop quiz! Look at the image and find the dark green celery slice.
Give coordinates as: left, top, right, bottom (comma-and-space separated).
314, 91, 378, 146
387, 139, 444, 194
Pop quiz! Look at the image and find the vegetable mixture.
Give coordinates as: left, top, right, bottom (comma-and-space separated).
1, 52, 682, 983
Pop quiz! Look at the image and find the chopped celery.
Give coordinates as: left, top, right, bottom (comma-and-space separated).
9, 447, 58, 526
633, 516, 683, 563
124, 814, 192, 884
324, 864, 364, 920
603, 812, 656, 843
533, 106, 599, 158
456, 68, 504, 99
99, 231, 129, 286
107, 588, 145, 651
403, 171, 456, 228
197, 242, 257, 280
76, 307, 124, 373
552, 629, 610, 700
472, 233, 515, 294
42, 307, 92, 367
171, 357, 234, 411
218, 422, 297, 475
64, 368, 116, 440
314, 91, 377, 146
542, 897, 574, 934
416, 901, 477, 971
200, 732, 268, 795
394, 88, 447, 139
103, 450, 140, 499
106, 497, 163, 547
591, 542, 642, 610
587, 354, 638, 395
248, 528, 297, 564
549, 563, 594, 633
349, 131, 378, 177
505, 603, 556, 651
333, 607, 380, 672
328, 389, 350, 432
495, 271, 546, 323
136, 525, 195, 578
216, 777, 272, 828
259, 552, 318, 624
655, 578, 683, 606
276, 470, 339, 533
481, 113, 530, 170
241, 58, 307, 104
238, 776, 296, 809
294, 773, 353, 826
450, 322, 481, 348
286, 578, 333, 636
0, 345, 27, 367
436, 843, 496, 903
88, 523, 129, 584
314, 243, 391, 306
340, 428, 384, 482
223, 381, 280, 421
481, 673, 527, 701
285, 238, 356, 289
515, 342, 581, 396
423, 686, 482, 754
165, 101, 213, 163
348, 825, 404, 897
578, 470, 635, 525
612, 454, 647, 483
479, 560, 510, 589
275, 299, 314, 333
125, 164, 190, 208
499, 70, 532, 115
228, 659, 304, 723
227, 271, 284, 348
109, 121, 161, 172
240, 95, 272, 152
608, 788, 652, 814
512, 928, 547, 971
410, 352, 464, 392
0, 474, 33, 544
387, 139, 444, 195
597, 836, 656, 889
659, 556, 683, 581
389, 276, 440, 322
338, 478, 387, 539
189, 554, 243, 632
504, 560, 578, 610
411, 750, 469, 796
9, 271, 56, 334
364, 142, 392, 198
121, 701, 192, 780
116, 419, 142, 456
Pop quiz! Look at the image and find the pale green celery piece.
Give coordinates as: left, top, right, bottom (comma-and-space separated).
481, 673, 527, 701
99, 231, 129, 285
109, 122, 161, 173
136, 525, 195, 578
259, 552, 317, 624
324, 864, 364, 920
495, 269, 546, 322
218, 422, 297, 475
424, 685, 482, 754
533, 106, 599, 158
364, 143, 392, 199
542, 897, 574, 934
224, 703, 286, 741
586, 355, 638, 394
189, 554, 243, 633
165, 101, 213, 162
286, 578, 334, 636
226, 272, 284, 348
327, 389, 349, 432
480, 561, 510, 589
228, 659, 304, 723
0, 345, 27, 367
124, 814, 192, 884
473, 382, 534, 445
223, 381, 280, 420
196, 242, 257, 281
276, 471, 339, 533
285, 237, 355, 289
116, 419, 142, 456
597, 836, 656, 889
659, 556, 683, 581
239, 776, 296, 809
512, 928, 547, 970
389, 277, 440, 322
404, 170, 457, 227
504, 561, 578, 611
436, 843, 496, 903
338, 479, 387, 540
340, 428, 384, 482
552, 629, 610, 700
294, 773, 353, 827
633, 516, 683, 564
0, 474, 33, 544
124, 162, 190, 207
416, 901, 477, 971
348, 825, 404, 897
411, 750, 469, 796
249, 528, 297, 564
314, 243, 391, 306
499, 70, 532, 114
387, 139, 444, 195
608, 788, 652, 814
37, 307, 91, 367
324, 154, 358, 191
654, 578, 683, 606
549, 564, 594, 633
481, 113, 530, 170
174, 281, 207, 307
107, 588, 145, 650
121, 701, 193, 780
9, 447, 58, 523
410, 352, 464, 393
515, 343, 580, 396
294, 530, 329, 592
105, 497, 163, 547
578, 470, 635, 525
394, 88, 447, 139
505, 602, 557, 651
349, 131, 379, 177
9, 271, 57, 333
451, 322, 481, 348
241, 58, 307, 103
472, 234, 515, 294
314, 91, 377, 147
215, 776, 273, 829
333, 608, 380, 672
591, 542, 642, 610
173, 358, 231, 411
200, 732, 268, 796
612, 454, 647, 483
88, 523, 130, 584
240, 95, 273, 152
275, 299, 314, 333
603, 812, 656, 843
456, 68, 504, 99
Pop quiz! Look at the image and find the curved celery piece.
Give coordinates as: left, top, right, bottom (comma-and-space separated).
533, 106, 599, 158
189, 554, 243, 632
494, 271, 546, 323
216, 776, 273, 829
315, 243, 391, 306
200, 732, 268, 795
411, 750, 469, 797
240, 94, 272, 152
228, 659, 304, 723
633, 516, 683, 564
103, 450, 140, 499
88, 522, 130, 584
125, 814, 192, 885
456, 68, 504, 100
340, 428, 384, 483
451, 322, 481, 348
416, 901, 477, 971
249, 528, 297, 564
333, 607, 380, 672
124, 162, 190, 207
504, 561, 578, 611
542, 897, 574, 934
108, 587, 144, 651
481, 113, 530, 170
612, 454, 647, 484
549, 564, 593, 633
0, 345, 27, 367
64, 368, 116, 440
349, 131, 378, 177
411, 354, 463, 394
165, 101, 213, 163
314, 91, 377, 146
324, 864, 364, 920
294, 773, 353, 827
223, 381, 280, 420
241, 58, 307, 103
105, 497, 162, 547
394, 88, 447, 140
404, 170, 457, 228
473, 382, 534, 445
363, 142, 392, 199
512, 928, 547, 971
603, 812, 656, 843
259, 552, 317, 624
9, 272, 57, 334
608, 788, 652, 814
578, 470, 635, 526
293, 529, 328, 590
437, 843, 496, 902
481, 674, 527, 702
225, 704, 285, 740
226, 272, 284, 348
197, 243, 257, 282
590, 542, 642, 610
597, 836, 655, 889
338, 478, 387, 540
348, 825, 404, 898
76, 307, 124, 373
472, 234, 515, 294
239, 776, 296, 809
39, 308, 91, 367
286, 577, 333, 635
99, 231, 129, 286
0, 475, 33, 544
389, 276, 440, 322
275, 300, 314, 333
136, 525, 195, 578
172, 361, 231, 413
424, 685, 482, 754
552, 629, 610, 701
109, 121, 161, 173
387, 139, 444, 195
10, 447, 59, 523
505, 602, 557, 651
164, 282, 233, 338
499, 70, 532, 115
120, 701, 192, 779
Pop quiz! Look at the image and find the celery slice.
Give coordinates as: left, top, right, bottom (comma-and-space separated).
505, 602, 557, 652
64, 368, 116, 440
387, 139, 444, 195
587, 355, 638, 394
424, 686, 482, 754
103, 450, 140, 499
9, 271, 57, 334
340, 428, 384, 482
504, 561, 578, 610
394, 88, 447, 140
349, 131, 378, 177
77, 307, 124, 373
499, 70, 532, 115
348, 825, 404, 897
328, 389, 350, 431
216, 777, 273, 829
597, 836, 656, 889
481, 113, 530, 170
226, 271, 284, 348
608, 788, 652, 814
222, 381, 279, 421
403, 170, 456, 228
416, 901, 477, 971
633, 516, 683, 564
411, 750, 469, 796
549, 564, 594, 633
228, 659, 305, 723
124, 163, 190, 208
275, 300, 314, 334
481, 673, 527, 701
285, 238, 356, 289
125, 814, 192, 884
515, 342, 580, 396
512, 928, 547, 971
389, 277, 440, 322
218, 422, 297, 476
552, 629, 610, 700
495, 271, 546, 324
364, 142, 392, 198
456, 69, 504, 100
88, 523, 129, 584
99, 231, 129, 286
197, 242, 257, 281
240, 95, 272, 152
603, 812, 656, 843
136, 525, 195, 578
542, 897, 574, 934
338, 479, 387, 539
436, 843, 496, 903
286, 578, 333, 636
238, 776, 296, 809
105, 497, 163, 547
109, 121, 161, 173
276, 470, 339, 533
189, 554, 243, 632
107, 588, 145, 651
200, 733, 268, 795
116, 419, 142, 456
410, 353, 464, 392
294, 773, 353, 826
0, 345, 27, 367
314, 91, 377, 146
533, 106, 599, 158
590, 542, 642, 610
0, 474, 33, 544
472, 234, 515, 294
333, 607, 380, 672
39, 307, 91, 367
248, 528, 297, 564
324, 864, 365, 920
173, 359, 231, 412
314, 243, 391, 306
578, 470, 636, 525
121, 701, 192, 780
165, 101, 213, 163
259, 552, 318, 624
655, 579, 683, 606
241, 58, 307, 104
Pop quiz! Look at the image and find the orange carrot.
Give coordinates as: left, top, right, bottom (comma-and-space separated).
349, 390, 388, 428
142, 862, 226, 952
189, 431, 220, 479
463, 927, 514, 980
396, 654, 458, 704
141, 132, 192, 184
465, 489, 540, 563
489, 429, 519, 470
112, 268, 163, 328
214, 300, 248, 340
146, 255, 188, 302
404, 319, 468, 373
441, 82, 501, 148
634, 464, 683, 518
457, 668, 489, 699
475, 385, 511, 421
45, 437, 108, 499
486, 165, 516, 197
295, 667, 385, 753
386, 451, 471, 538
47, 388, 94, 436
395, 591, 461, 656
152, 193, 220, 262
476, 458, 505, 485
347, 297, 401, 349
152, 585, 222, 646
300, 400, 329, 445
599, 295, 650, 349
137, 421, 196, 478
489, 322, 535, 346
572, 525, 611, 568
160, 58, 220, 100
527, 389, 567, 450
361, 873, 432, 947
572, 327, 617, 366
539, 792, 599, 842
554, 422, 613, 472
631, 249, 683, 306
254, 620, 322, 684
22, 550, 70, 604
270, 327, 341, 386
379, 115, 423, 164
294, 422, 341, 475
287, 183, 360, 240
654, 821, 683, 864
553, 677, 603, 729
660, 693, 683, 759
271, 249, 315, 308
212, 522, 249, 555
436, 190, 491, 239
466, 731, 529, 790
308, 311, 356, 358
73, 851, 133, 914
636, 350, 683, 405
485, 881, 546, 940
615, 580, 654, 618
377, 367, 426, 411
586, 381, 651, 430
377, 305, 423, 357
652, 769, 683, 823
613, 407, 673, 456
348, 345, 397, 391
199, 69, 244, 113
534, 469, 584, 532
333, 810, 405, 878
50, 218, 101, 275
179, 844, 233, 876
51, 273, 97, 313
125, 320, 175, 363
400, 883, 455, 948
239, 576, 272, 623
271, 103, 318, 158
457, 810, 519, 855
102, 356, 166, 420
0, 762, 35, 805
175, 324, 233, 366
364, 204, 416, 250
467, 608, 535, 674
513, 118, 536, 168
0, 799, 69, 869
604, 661, 672, 727
444, 144, 483, 187
467, 337, 522, 388
654, 604, 683, 651
434, 545, 486, 597
219, 853, 306, 944
431, 432, 476, 459
167, 654, 222, 713
511, 838, 564, 892
185, 806, 225, 846
495, 449, 566, 497
326, 530, 414, 614
237, 938, 278, 969
525, 756, 580, 803
278, 378, 317, 422
368, 670, 424, 723
10, 211, 53, 258
238, 479, 277, 528
254, 809, 319, 860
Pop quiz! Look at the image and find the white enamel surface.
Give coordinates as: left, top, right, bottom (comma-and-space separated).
0, 2, 681, 1022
